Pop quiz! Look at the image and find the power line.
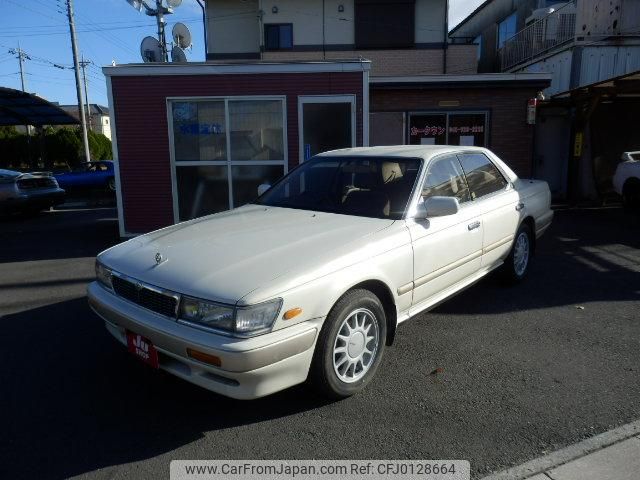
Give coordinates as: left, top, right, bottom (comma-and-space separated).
5, 0, 66, 24
0, 16, 202, 31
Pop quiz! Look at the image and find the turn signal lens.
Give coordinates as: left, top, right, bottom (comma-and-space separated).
187, 348, 222, 367
283, 307, 303, 320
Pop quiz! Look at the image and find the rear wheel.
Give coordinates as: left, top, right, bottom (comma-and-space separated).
309, 289, 386, 399
502, 223, 533, 283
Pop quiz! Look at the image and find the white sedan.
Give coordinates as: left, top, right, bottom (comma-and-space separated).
88, 146, 553, 400
612, 151, 640, 210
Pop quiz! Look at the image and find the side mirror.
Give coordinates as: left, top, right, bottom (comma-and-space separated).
414, 196, 460, 219
257, 183, 271, 196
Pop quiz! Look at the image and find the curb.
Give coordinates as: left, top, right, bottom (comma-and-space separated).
480, 419, 640, 480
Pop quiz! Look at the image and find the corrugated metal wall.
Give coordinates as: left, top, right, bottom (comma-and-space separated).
579, 45, 640, 86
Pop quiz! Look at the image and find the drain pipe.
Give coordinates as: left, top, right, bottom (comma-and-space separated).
443, 0, 449, 73
195, 0, 207, 59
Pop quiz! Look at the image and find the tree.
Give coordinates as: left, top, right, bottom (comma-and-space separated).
0, 125, 112, 169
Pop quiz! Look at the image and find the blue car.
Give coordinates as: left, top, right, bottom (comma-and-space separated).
54, 161, 115, 193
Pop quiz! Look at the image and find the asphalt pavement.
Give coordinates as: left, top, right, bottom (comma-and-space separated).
0, 206, 639, 480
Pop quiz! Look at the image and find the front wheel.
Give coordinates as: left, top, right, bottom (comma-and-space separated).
502, 223, 533, 283
309, 289, 386, 399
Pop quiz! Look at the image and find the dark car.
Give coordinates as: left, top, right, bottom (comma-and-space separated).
54, 161, 115, 193
0, 169, 66, 214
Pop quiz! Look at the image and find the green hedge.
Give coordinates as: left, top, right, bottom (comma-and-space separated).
0, 126, 112, 171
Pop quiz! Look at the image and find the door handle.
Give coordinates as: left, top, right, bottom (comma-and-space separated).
516, 202, 525, 211
468, 221, 481, 231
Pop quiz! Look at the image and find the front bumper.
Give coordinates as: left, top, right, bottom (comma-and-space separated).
87, 282, 321, 399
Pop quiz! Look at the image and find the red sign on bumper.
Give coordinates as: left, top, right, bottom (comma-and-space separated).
126, 331, 159, 369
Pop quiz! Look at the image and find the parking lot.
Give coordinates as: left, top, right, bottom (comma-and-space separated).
1, 206, 639, 480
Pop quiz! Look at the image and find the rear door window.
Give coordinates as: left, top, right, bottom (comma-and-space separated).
457, 153, 507, 200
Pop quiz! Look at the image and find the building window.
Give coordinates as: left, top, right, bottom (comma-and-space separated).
408, 112, 488, 147
169, 98, 287, 221
498, 12, 517, 49
264, 24, 293, 51
354, 0, 415, 49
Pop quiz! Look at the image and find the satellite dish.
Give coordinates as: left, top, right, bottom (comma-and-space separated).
125, 0, 143, 12
140, 36, 163, 63
172, 22, 192, 49
167, 0, 182, 7
171, 46, 187, 63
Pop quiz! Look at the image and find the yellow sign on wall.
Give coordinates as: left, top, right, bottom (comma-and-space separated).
574, 132, 584, 157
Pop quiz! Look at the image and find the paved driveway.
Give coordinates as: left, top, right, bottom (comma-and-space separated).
0, 207, 639, 479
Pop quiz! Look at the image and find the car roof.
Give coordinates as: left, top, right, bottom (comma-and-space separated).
315, 145, 487, 160
0, 169, 21, 178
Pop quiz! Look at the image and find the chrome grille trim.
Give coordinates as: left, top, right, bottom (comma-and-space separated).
110, 271, 181, 318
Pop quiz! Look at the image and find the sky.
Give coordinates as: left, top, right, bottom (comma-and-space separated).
0, 0, 484, 107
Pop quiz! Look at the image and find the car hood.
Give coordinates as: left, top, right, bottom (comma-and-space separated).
99, 205, 395, 304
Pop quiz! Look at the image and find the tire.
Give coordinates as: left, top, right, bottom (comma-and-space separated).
502, 223, 533, 284
107, 177, 116, 192
622, 180, 640, 212
309, 289, 387, 399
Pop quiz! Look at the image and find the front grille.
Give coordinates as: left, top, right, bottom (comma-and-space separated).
17, 177, 56, 189
112, 275, 178, 318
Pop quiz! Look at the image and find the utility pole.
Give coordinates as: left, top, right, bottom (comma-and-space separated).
15, 45, 27, 91
65, 0, 91, 162
145, 0, 170, 62
80, 54, 92, 130
9, 43, 33, 167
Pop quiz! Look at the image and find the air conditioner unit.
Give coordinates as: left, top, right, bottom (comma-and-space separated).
526, 7, 554, 26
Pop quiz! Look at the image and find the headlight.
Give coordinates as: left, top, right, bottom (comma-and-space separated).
95, 261, 113, 290
235, 299, 283, 334
180, 297, 234, 331
179, 297, 282, 336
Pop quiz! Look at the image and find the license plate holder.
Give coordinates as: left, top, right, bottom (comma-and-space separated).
126, 331, 159, 369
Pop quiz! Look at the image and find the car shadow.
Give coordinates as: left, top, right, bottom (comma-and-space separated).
0, 297, 332, 479
432, 207, 640, 316
0, 208, 120, 264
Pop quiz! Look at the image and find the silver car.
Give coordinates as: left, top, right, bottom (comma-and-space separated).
0, 169, 66, 214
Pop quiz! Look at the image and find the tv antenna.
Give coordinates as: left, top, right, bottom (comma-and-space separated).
126, 0, 193, 63
126, 0, 179, 62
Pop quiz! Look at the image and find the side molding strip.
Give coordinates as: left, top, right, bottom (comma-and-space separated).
482, 235, 514, 255
414, 249, 483, 289
397, 282, 414, 296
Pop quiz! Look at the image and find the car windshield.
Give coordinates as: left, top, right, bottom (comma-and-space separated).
256, 156, 422, 219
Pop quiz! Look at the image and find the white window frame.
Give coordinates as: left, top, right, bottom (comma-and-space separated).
166, 95, 288, 223
297, 94, 357, 163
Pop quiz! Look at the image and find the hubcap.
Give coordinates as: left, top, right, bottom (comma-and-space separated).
513, 231, 530, 276
333, 308, 379, 384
